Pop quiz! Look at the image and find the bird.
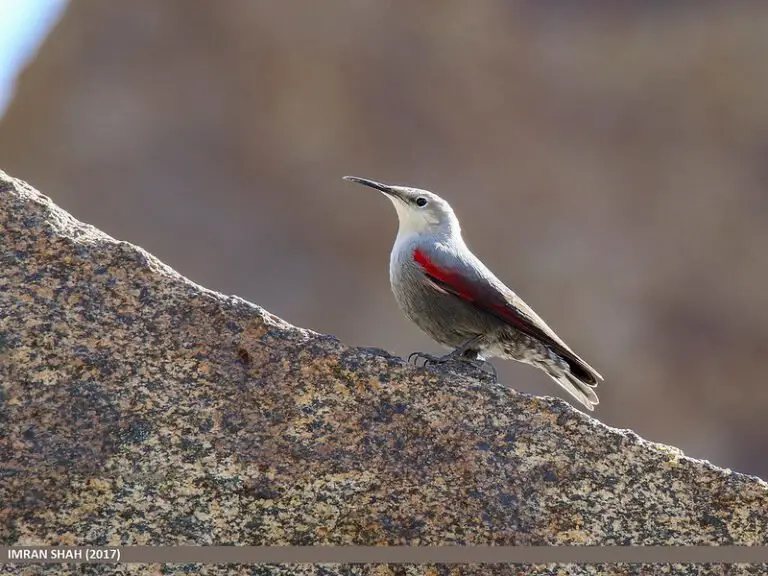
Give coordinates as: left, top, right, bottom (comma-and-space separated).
343, 175, 603, 411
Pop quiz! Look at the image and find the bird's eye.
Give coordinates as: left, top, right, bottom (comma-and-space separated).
415, 197, 428, 207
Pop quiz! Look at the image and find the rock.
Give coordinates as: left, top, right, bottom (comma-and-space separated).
1, 170, 766, 576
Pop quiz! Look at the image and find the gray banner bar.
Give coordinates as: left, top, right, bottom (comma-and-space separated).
2, 546, 768, 564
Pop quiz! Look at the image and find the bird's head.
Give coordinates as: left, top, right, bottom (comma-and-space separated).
343, 176, 461, 238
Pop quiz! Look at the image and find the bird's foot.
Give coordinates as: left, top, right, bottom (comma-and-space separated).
407, 352, 442, 367
464, 357, 498, 381
407, 350, 497, 381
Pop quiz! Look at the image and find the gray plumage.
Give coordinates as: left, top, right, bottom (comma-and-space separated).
344, 175, 603, 411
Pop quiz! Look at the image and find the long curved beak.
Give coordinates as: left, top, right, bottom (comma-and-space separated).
343, 175, 405, 201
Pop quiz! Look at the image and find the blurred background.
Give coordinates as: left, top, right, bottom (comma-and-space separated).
1, 1, 767, 479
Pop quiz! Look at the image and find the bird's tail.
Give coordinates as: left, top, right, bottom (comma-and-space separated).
549, 369, 600, 411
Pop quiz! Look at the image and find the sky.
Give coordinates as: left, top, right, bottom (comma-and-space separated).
0, 0, 68, 118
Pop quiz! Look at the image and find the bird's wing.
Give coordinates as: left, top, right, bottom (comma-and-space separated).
413, 247, 602, 384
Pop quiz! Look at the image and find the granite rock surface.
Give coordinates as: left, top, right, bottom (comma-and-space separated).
1, 171, 766, 575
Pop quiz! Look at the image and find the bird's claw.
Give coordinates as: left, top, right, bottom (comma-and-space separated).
467, 358, 498, 381
407, 352, 441, 367
407, 351, 498, 381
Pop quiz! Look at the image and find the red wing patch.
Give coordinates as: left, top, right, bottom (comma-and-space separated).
413, 248, 477, 303
413, 249, 554, 339
413, 248, 596, 384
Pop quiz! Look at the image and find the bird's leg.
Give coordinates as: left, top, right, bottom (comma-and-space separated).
467, 356, 498, 380
408, 335, 482, 367
437, 334, 485, 362
407, 351, 441, 366
443, 336, 498, 380
408, 335, 497, 380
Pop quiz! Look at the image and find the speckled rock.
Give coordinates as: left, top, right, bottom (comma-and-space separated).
0, 170, 766, 576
